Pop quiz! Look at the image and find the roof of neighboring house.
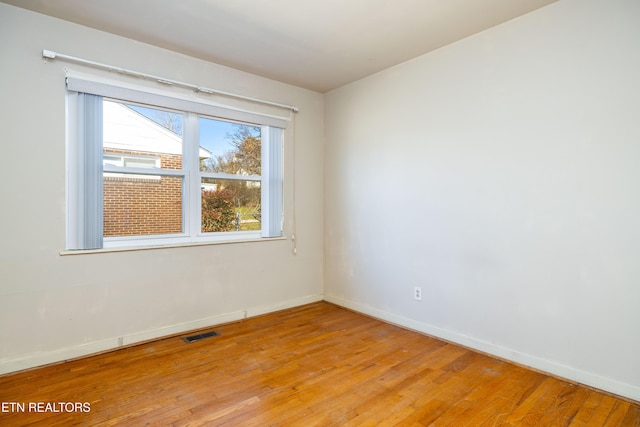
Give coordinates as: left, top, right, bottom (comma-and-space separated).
103, 101, 212, 159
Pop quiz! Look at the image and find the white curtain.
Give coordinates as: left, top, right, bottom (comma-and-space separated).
261, 126, 283, 238
70, 92, 103, 250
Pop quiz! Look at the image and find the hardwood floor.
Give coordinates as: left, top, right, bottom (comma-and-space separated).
1, 302, 638, 426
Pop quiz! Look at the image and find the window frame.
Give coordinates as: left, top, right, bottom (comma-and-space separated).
66, 75, 285, 251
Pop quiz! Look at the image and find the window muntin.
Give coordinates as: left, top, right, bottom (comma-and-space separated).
67, 86, 284, 250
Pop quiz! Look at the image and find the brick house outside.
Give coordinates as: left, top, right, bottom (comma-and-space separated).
102, 101, 211, 237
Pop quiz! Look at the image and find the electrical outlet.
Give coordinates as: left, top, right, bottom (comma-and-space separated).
414, 286, 422, 301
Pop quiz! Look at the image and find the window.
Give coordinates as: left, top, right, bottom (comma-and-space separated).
66, 76, 284, 250
103, 154, 161, 180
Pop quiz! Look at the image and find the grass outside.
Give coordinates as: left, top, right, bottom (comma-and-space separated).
236, 206, 260, 231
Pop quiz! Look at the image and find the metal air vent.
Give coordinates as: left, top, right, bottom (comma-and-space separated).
182, 330, 219, 343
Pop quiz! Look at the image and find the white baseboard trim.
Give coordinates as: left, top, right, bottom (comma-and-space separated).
246, 294, 323, 318
0, 294, 324, 376
324, 294, 640, 402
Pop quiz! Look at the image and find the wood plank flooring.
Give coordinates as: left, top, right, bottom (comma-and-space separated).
0, 302, 638, 426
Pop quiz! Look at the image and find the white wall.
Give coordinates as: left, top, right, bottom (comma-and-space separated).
324, 0, 640, 400
0, 4, 324, 373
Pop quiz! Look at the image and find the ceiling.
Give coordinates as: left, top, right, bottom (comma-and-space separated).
3, 0, 558, 93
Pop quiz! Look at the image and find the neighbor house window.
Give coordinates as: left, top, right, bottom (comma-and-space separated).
103, 154, 161, 180
66, 76, 284, 250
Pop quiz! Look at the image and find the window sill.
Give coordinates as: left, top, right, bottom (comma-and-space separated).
60, 236, 287, 256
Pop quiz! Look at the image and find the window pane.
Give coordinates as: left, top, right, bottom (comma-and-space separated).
199, 117, 261, 176
123, 156, 158, 168
201, 178, 261, 232
104, 154, 160, 180
103, 100, 183, 170
103, 155, 123, 167
104, 175, 184, 237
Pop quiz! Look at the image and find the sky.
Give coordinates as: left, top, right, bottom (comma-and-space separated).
199, 116, 238, 159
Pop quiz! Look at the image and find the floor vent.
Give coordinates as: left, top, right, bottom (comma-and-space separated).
182, 330, 219, 343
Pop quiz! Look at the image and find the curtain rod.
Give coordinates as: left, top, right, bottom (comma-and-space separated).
42, 49, 299, 113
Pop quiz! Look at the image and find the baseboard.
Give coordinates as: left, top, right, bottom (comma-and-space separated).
246, 294, 323, 318
0, 294, 324, 376
324, 294, 640, 403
